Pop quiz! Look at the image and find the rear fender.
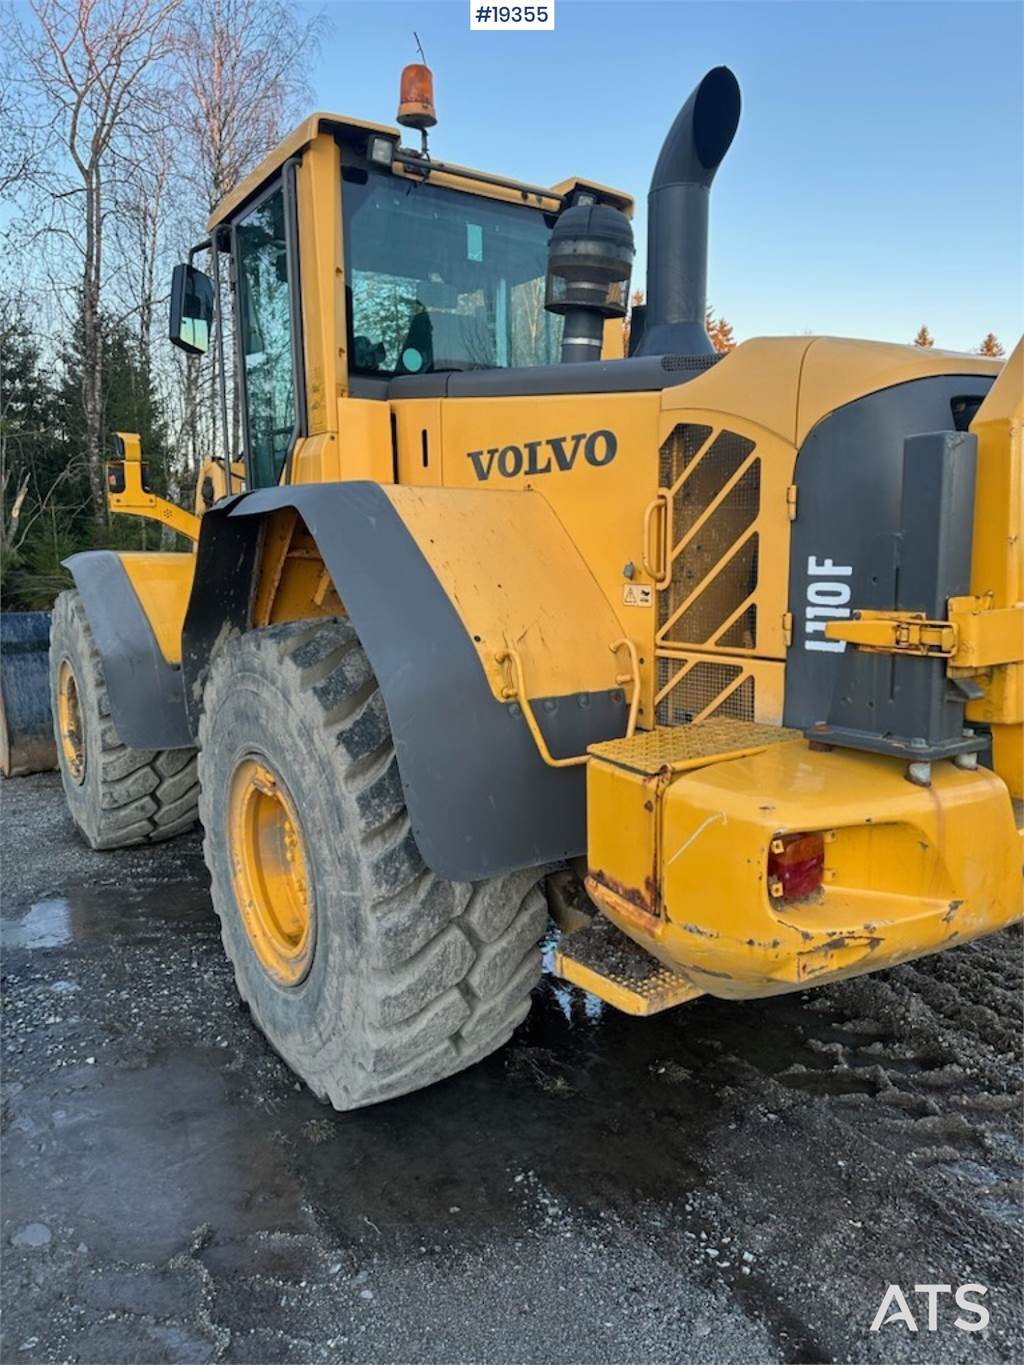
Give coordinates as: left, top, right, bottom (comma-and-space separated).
62, 551, 195, 751
182, 482, 632, 880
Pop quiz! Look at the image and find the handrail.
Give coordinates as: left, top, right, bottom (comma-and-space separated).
496, 638, 642, 770
642, 489, 672, 588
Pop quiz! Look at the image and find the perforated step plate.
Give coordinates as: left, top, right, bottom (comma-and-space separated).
589, 717, 801, 776
553, 917, 702, 1016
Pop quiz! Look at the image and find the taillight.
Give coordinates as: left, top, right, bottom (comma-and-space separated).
768, 831, 824, 901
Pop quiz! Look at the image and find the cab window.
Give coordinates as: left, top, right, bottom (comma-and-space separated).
236, 187, 296, 486
342, 166, 562, 377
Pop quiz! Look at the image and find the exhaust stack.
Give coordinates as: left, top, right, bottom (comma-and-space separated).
635, 66, 741, 357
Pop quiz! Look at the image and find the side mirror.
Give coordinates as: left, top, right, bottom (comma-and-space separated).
169, 262, 214, 355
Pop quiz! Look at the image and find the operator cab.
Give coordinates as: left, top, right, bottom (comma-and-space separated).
168, 96, 631, 492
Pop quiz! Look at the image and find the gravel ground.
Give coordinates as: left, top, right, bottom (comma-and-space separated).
2, 772, 1022, 1364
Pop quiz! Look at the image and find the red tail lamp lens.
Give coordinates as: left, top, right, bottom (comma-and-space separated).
768, 831, 824, 901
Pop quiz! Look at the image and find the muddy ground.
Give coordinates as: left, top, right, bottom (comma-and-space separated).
2, 773, 1022, 1364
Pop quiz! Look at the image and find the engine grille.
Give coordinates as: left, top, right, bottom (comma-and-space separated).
655, 422, 765, 726
655, 656, 755, 727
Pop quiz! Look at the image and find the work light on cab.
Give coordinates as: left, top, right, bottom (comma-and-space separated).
767, 832, 825, 902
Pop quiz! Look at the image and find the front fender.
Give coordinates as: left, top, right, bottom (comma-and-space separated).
182, 482, 630, 880
63, 551, 194, 750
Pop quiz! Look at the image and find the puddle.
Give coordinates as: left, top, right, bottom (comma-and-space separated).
3, 899, 75, 949
2, 883, 213, 950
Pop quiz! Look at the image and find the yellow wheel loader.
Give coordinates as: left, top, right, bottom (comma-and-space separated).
49, 66, 1023, 1109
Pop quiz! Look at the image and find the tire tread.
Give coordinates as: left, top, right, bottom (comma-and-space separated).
50, 590, 199, 850
198, 616, 543, 1110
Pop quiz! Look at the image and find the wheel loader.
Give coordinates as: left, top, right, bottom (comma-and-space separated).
45, 65, 1023, 1110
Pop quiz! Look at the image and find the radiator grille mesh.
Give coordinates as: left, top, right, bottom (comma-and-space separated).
658, 423, 712, 490
655, 422, 764, 726
655, 657, 755, 727
658, 427, 760, 650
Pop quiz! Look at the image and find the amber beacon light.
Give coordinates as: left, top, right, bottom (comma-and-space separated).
397, 63, 437, 130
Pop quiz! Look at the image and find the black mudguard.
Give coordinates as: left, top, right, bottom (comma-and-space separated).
63, 551, 193, 751
183, 482, 628, 881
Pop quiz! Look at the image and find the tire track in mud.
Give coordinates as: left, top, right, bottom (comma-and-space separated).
3, 776, 1021, 1363
770, 928, 1023, 1220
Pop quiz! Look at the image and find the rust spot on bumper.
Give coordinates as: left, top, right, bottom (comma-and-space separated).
588, 868, 659, 918
585, 872, 661, 936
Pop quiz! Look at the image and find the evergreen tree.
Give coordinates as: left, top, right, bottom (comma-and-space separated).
913, 325, 934, 347
705, 304, 736, 353
3, 306, 176, 606
978, 333, 1005, 357
1, 304, 75, 608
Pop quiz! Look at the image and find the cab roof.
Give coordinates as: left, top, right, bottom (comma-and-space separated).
207, 113, 633, 231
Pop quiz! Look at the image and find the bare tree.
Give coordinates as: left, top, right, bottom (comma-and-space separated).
0, 57, 44, 197
15, 0, 185, 523
167, 0, 323, 461
171, 0, 323, 212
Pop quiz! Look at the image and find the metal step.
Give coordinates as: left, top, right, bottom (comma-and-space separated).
588, 717, 801, 776
553, 916, 702, 1016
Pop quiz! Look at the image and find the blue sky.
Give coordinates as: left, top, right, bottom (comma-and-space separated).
302, 0, 1023, 352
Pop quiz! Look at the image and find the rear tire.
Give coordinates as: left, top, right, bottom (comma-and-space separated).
197, 617, 546, 1111
49, 589, 199, 850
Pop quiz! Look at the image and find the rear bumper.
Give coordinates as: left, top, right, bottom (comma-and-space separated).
587, 740, 1023, 1000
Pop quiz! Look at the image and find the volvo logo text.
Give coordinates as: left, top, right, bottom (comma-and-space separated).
466, 430, 618, 481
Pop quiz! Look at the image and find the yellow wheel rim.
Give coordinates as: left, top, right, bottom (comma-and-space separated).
228, 757, 314, 986
57, 659, 86, 785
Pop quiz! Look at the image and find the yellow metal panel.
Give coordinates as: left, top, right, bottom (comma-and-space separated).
393, 399, 443, 486
438, 390, 662, 721
289, 433, 339, 484
116, 553, 195, 665
661, 336, 1001, 449
548, 177, 634, 214
290, 404, 395, 485
660, 338, 812, 444
587, 755, 662, 916
383, 484, 627, 701
992, 726, 1023, 801
950, 601, 1024, 669
793, 337, 1000, 445
209, 113, 401, 229
587, 741, 1022, 999
587, 720, 801, 924
337, 401, 393, 482
964, 337, 1023, 794
194, 458, 245, 511
602, 317, 625, 360
296, 132, 343, 429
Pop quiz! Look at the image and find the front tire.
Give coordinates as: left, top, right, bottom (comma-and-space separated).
49, 590, 199, 849
197, 618, 546, 1111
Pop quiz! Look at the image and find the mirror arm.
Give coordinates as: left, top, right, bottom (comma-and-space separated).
187, 238, 211, 267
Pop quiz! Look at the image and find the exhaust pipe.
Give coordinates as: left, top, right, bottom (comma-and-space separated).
634, 66, 741, 357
